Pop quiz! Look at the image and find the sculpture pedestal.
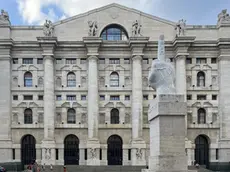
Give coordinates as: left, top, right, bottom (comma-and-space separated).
41, 140, 56, 166
143, 95, 194, 172
131, 139, 146, 165
86, 138, 100, 165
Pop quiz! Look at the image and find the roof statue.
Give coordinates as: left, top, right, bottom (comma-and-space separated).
88, 21, 98, 36
0, 9, 10, 25
175, 19, 186, 36
132, 20, 142, 36
218, 9, 230, 24
43, 20, 54, 37
148, 35, 176, 95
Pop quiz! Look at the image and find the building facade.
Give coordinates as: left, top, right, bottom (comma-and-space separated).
0, 3, 230, 168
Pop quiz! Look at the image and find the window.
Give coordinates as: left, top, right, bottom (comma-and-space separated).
143, 95, 148, 100
23, 58, 33, 64
110, 95, 120, 101
216, 149, 219, 160
56, 58, 62, 64
84, 149, 87, 160
13, 95, 18, 100
67, 72, 76, 87
80, 58, 87, 64
109, 58, 120, 64
12, 149, 15, 160
186, 58, 192, 64
100, 95, 105, 101
38, 95, 43, 100
56, 149, 59, 160
110, 72, 119, 87
100, 149, 102, 160
24, 72, 33, 87
187, 95, 192, 100
198, 108, 206, 124
212, 95, 217, 100
13, 58, 18, 64
99, 58, 105, 64
124, 58, 130, 64
101, 24, 128, 40
211, 58, 217, 64
67, 108, 76, 124
153, 95, 156, 98
197, 71, 205, 87
143, 58, 149, 64
197, 95, 206, 100
170, 58, 174, 62
37, 58, 43, 64
81, 95, 86, 100
66, 58, 76, 64
111, 108, 119, 124
128, 149, 131, 160
196, 58, 207, 64
125, 95, 130, 100
24, 95, 33, 100
24, 108, 33, 124
66, 95, 76, 101
56, 95, 62, 100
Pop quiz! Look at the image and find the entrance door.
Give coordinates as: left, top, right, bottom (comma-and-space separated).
64, 135, 79, 165
107, 135, 123, 165
21, 135, 36, 165
195, 135, 209, 167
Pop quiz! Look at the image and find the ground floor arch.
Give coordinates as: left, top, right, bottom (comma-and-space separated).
107, 135, 123, 165
21, 135, 36, 165
64, 134, 79, 165
195, 135, 209, 167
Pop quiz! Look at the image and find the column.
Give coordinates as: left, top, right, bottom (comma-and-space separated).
175, 55, 186, 95
83, 37, 102, 165
37, 37, 57, 166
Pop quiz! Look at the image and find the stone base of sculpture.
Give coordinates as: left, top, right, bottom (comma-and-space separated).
86, 138, 100, 165
142, 95, 196, 172
41, 140, 56, 166
131, 139, 146, 165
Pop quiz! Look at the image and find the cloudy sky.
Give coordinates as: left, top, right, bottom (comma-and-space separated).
1, 0, 230, 25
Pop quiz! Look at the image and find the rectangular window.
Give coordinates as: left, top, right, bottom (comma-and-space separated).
143, 58, 149, 64
216, 149, 219, 160
211, 58, 217, 64
186, 58, 192, 64
110, 95, 120, 101
13, 95, 18, 100
56, 149, 59, 160
128, 149, 131, 160
66, 58, 76, 64
80, 58, 87, 64
23, 58, 33, 64
153, 95, 156, 98
197, 95, 207, 100
13, 58, 18, 64
38, 95, 43, 100
124, 58, 130, 64
23, 95, 33, 100
12, 149, 15, 160
196, 58, 207, 64
56, 58, 62, 64
99, 58, 105, 64
100, 95, 105, 101
109, 58, 120, 64
187, 95, 192, 100
100, 148, 102, 160
81, 95, 86, 100
66, 95, 76, 101
125, 95, 130, 100
56, 95, 62, 100
37, 58, 43, 64
212, 95, 217, 100
143, 95, 148, 100
85, 149, 87, 160
170, 58, 174, 62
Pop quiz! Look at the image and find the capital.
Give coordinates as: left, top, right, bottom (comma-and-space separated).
43, 55, 54, 61
88, 55, 98, 61
132, 55, 142, 61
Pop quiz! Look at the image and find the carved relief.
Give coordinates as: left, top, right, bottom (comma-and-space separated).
38, 113, 43, 123
38, 77, 43, 87
132, 20, 142, 37
45, 148, 51, 160
81, 77, 86, 87
81, 113, 86, 124
99, 113, 105, 124
175, 19, 186, 36
143, 77, 148, 87
136, 148, 142, 159
0, 9, 10, 25
56, 113, 62, 123
13, 113, 18, 124
124, 113, 130, 124
99, 77, 105, 87
12, 77, 18, 86
90, 148, 97, 159
88, 21, 98, 36
125, 77, 130, 86
43, 20, 54, 37
56, 77, 62, 87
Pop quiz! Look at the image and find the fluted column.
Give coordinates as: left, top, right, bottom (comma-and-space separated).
87, 56, 99, 139
176, 55, 186, 95
131, 55, 143, 139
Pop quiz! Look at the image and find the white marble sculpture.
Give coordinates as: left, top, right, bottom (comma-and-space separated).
148, 35, 176, 95
175, 19, 186, 36
88, 21, 98, 36
0, 9, 10, 25
90, 148, 97, 159
136, 148, 142, 159
132, 20, 142, 36
43, 20, 54, 37
218, 9, 230, 24
45, 148, 51, 160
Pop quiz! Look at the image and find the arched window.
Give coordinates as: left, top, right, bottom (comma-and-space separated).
67, 108, 76, 124
110, 72, 119, 87
24, 72, 32, 87
197, 72, 205, 87
38, 77, 43, 87
24, 108, 33, 124
198, 108, 206, 124
67, 72, 76, 87
111, 108, 119, 124
101, 24, 128, 41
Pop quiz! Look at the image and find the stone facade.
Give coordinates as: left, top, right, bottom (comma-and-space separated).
0, 3, 230, 167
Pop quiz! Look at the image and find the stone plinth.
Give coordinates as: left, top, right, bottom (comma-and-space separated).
86, 138, 100, 165
143, 94, 193, 172
131, 139, 146, 165
41, 140, 56, 166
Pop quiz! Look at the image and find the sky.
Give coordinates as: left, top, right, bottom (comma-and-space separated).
0, 0, 230, 25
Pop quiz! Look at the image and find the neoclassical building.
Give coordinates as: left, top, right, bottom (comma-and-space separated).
0, 3, 230, 169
